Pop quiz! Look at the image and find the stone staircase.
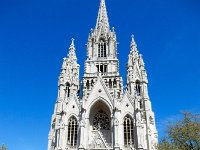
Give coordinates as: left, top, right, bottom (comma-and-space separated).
88, 130, 112, 150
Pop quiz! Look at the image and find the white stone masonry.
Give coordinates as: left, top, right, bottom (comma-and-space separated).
48, 0, 158, 150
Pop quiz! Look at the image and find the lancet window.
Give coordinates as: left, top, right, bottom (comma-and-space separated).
93, 110, 110, 130
124, 116, 134, 146
135, 80, 141, 96
98, 39, 106, 58
113, 79, 117, 88
86, 80, 90, 89
91, 79, 94, 87
96, 64, 107, 73
109, 79, 112, 88
67, 116, 78, 147
66, 82, 70, 97
139, 100, 143, 109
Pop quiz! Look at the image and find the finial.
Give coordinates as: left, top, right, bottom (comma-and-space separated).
131, 34, 134, 40
130, 34, 137, 49
112, 27, 115, 32
69, 38, 75, 51
90, 28, 93, 36
131, 34, 135, 43
67, 38, 77, 61
71, 38, 74, 46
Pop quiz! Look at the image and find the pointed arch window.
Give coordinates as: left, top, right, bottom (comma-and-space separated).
66, 82, 70, 97
135, 80, 141, 96
113, 79, 117, 88
91, 79, 94, 87
98, 39, 106, 58
124, 116, 134, 146
67, 116, 78, 147
139, 100, 143, 109
109, 79, 112, 88
86, 80, 90, 89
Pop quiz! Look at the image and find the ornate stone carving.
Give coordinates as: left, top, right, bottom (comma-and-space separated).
93, 110, 110, 130
48, 0, 158, 150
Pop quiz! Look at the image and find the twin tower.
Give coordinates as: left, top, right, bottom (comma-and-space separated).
48, 0, 158, 150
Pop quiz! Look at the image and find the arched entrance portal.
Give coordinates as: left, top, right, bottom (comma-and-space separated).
88, 100, 112, 149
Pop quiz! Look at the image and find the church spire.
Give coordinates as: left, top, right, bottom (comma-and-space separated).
130, 34, 137, 51
68, 38, 77, 61
130, 34, 139, 58
96, 0, 110, 33
69, 38, 75, 51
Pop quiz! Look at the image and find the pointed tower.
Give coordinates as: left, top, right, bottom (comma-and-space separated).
83, 0, 123, 100
96, 0, 110, 33
126, 35, 158, 150
80, 1, 123, 148
48, 0, 158, 150
48, 39, 80, 150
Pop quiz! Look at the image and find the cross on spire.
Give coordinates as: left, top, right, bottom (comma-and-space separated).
96, 0, 110, 33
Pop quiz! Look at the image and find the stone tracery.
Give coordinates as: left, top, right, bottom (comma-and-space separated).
93, 110, 110, 130
67, 116, 78, 147
124, 115, 134, 146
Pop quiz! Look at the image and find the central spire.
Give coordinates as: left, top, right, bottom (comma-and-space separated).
96, 0, 110, 33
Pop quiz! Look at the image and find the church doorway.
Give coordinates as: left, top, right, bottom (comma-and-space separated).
88, 100, 112, 149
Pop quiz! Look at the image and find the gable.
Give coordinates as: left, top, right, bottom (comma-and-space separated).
118, 92, 135, 119
83, 77, 113, 117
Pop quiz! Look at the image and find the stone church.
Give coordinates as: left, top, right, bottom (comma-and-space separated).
48, 0, 158, 149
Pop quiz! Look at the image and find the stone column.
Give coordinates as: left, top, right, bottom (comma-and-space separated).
130, 83, 135, 96
79, 110, 86, 150
114, 118, 120, 150
64, 124, 69, 150
136, 111, 144, 149
58, 124, 65, 150
56, 128, 61, 150
78, 120, 85, 150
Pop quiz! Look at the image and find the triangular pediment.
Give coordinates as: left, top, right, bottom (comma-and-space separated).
66, 95, 80, 112
119, 91, 135, 109
84, 76, 113, 111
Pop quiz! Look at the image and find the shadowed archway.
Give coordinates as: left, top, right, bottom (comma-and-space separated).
88, 100, 112, 149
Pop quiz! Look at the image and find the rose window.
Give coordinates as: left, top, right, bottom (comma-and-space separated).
93, 110, 110, 130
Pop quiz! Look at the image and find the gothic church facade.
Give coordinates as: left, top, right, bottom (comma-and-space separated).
48, 0, 158, 149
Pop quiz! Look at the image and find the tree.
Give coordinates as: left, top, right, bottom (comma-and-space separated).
0, 144, 7, 150
158, 112, 200, 150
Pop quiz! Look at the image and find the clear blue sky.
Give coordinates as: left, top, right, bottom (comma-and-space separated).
0, 0, 200, 149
